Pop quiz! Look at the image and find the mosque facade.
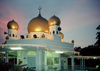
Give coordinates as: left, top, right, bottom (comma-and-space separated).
0, 8, 80, 71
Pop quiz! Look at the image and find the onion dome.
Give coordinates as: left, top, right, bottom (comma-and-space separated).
7, 20, 19, 30
48, 15, 61, 26
28, 8, 49, 33
59, 32, 64, 39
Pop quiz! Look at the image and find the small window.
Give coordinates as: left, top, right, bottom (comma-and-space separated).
13, 34, 14, 37
33, 34, 37, 38
9, 34, 11, 37
42, 34, 45, 38
56, 31, 58, 34
47, 57, 53, 65
50, 32, 51, 34
16, 35, 17, 37
53, 31, 55, 34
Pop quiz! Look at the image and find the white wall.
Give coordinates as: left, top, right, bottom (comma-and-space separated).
61, 57, 68, 69
8, 29, 18, 40
28, 32, 49, 39
49, 25, 60, 35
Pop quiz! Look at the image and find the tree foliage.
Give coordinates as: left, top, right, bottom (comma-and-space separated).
74, 25, 100, 56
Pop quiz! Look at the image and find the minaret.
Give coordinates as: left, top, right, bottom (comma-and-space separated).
48, 15, 61, 35
7, 20, 19, 40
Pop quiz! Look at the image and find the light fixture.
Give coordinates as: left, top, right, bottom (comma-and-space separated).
55, 51, 63, 53
11, 48, 22, 50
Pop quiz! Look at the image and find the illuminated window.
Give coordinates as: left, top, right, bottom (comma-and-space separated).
47, 57, 53, 65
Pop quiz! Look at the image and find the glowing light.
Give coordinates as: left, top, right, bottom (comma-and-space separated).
35, 28, 41, 31
54, 21, 56, 24
12, 26, 15, 29
11, 48, 22, 50
94, 57, 96, 59
55, 51, 63, 53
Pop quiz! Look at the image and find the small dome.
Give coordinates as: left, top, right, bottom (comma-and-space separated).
59, 32, 64, 39
48, 15, 61, 26
28, 14, 49, 33
7, 20, 19, 30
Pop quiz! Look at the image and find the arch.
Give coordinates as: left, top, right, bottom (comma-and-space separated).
13, 34, 14, 37
42, 34, 45, 38
9, 34, 11, 37
53, 31, 55, 34
33, 34, 37, 38
27, 51, 36, 55
56, 31, 58, 34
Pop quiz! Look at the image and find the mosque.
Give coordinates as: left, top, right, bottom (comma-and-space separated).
0, 8, 84, 71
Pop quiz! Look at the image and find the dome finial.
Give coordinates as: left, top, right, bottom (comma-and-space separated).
38, 6, 42, 14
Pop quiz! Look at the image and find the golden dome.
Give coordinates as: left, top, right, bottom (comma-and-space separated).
59, 32, 64, 39
7, 20, 19, 30
48, 15, 61, 26
28, 14, 49, 33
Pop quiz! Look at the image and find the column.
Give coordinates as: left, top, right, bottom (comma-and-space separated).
1, 51, 4, 62
66, 56, 68, 69
84, 58, 85, 71
36, 48, 39, 71
82, 58, 83, 70
71, 55, 74, 71
5, 51, 8, 63
80, 58, 84, 70
39, 47, 42, 71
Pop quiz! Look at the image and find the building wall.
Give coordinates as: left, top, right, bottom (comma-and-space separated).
45, 51, 61, 70
6, 38, 74, 51
61, 57, 68, 69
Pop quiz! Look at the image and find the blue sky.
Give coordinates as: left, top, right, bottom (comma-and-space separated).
0, 0, 100, 48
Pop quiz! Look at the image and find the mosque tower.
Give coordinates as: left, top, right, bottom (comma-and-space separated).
48, 15, 61, 35
7, 20, 19, 40
48, 15, 64, 41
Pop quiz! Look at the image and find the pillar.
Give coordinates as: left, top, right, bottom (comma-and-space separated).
5, 51, 8, 63
36, 48, 39, 71
84, 58, 85, 71
1, 51, 4, 62
71, 55, 74, 71
80, 58, 83, 70
66, 56, 68, 69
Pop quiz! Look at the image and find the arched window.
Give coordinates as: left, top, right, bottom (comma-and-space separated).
13, 34, 14, 37
53, 31, 55, 34
9, 34, 11, 37
33, 34, 37, 38
42, 34, 45, 38
56, 31, 58, 34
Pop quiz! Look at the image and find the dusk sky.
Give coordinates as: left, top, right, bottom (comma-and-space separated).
0, 0, 100, 48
